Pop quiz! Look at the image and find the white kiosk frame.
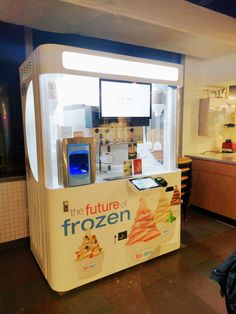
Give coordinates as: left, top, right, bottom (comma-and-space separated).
20, 44, 183, 292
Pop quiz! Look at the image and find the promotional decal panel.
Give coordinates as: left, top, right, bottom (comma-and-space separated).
46, 172, 181, 292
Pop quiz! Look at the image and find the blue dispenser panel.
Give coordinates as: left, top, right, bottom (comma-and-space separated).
67, 143, 91, 187
69, 151, 89, 175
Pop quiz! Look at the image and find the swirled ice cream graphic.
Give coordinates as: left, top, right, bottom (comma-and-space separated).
154, 189, 177, 242
154, 190, 171, 224
75, 229, 104, 278
170, 185, 181, 206
126, 197, 161, 263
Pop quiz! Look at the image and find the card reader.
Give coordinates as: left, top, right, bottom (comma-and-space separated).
154, 177, 168, 187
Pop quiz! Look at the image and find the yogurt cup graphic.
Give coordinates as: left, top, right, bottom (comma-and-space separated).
74, 229, 104, 279
154, 190, 177, 243
157, 221, 176, 243
126, 197, 161, 264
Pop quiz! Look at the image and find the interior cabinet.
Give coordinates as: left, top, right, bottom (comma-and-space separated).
191, 158, 236, 220
198, 97, 234, 136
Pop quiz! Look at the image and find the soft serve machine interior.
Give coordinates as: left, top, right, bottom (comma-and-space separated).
20, 44, 183, 292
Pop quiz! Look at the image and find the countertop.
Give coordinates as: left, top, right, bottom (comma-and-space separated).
187, 151, 236, 165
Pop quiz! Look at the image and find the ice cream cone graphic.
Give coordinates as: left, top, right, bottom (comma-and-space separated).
74, 229, 104, 279
154, 190, 176, 243
171, 185, 181, 206
125, 197, 161, 264
154, 190, 171, 223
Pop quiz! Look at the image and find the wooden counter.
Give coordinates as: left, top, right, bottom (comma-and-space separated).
188, 153, 236, 220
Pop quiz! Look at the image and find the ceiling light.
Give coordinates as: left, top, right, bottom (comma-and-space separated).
62, 51, 179, 82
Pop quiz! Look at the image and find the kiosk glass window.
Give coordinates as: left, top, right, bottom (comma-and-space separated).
38, 73, 178, 189
25, 81, 38, 182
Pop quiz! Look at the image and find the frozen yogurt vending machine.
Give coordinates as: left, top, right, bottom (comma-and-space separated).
19, 44, 183, 292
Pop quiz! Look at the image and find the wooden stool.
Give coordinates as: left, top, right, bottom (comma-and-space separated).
177, 157, 192, 221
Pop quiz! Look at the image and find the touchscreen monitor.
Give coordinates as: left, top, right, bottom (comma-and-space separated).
129, 177, 160, 191
100, 79, 151, 118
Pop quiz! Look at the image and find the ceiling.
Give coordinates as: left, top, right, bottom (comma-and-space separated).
1, 0, 236, 59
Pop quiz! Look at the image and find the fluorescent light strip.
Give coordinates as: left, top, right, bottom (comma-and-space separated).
62, 51, 179, 82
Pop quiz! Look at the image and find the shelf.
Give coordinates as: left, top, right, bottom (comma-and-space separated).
96, 141, 139, 146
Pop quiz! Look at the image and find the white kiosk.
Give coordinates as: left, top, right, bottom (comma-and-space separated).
20, 44, 183, 292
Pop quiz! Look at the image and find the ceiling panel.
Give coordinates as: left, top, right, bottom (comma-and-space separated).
1, 0, 236, 59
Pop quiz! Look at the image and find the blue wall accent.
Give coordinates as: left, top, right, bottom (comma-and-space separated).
32, 29, 182, 64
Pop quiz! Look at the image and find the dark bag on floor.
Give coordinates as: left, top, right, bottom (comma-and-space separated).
210, 252, 236, 314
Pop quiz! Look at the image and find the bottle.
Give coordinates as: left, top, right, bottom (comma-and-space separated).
215, 134, 223, 153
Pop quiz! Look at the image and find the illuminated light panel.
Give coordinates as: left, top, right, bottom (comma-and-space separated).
62, 51, 179, 82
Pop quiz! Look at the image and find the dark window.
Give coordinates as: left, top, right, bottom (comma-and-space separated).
187, 0, 236, 19
0, 22, 26, 178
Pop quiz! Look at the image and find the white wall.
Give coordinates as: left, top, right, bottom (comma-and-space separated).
202, 53, 236, 86
183, 53, 236, 155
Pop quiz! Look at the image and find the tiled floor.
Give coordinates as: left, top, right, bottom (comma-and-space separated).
1, 208, 236, 314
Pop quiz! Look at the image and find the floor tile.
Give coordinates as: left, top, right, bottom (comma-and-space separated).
61, 284, 110, 314
16, 281, 55, 312
16, 299, 69, 314
0, 291, 18, 314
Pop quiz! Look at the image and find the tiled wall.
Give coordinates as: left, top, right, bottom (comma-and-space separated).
0, 180, 29, 243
